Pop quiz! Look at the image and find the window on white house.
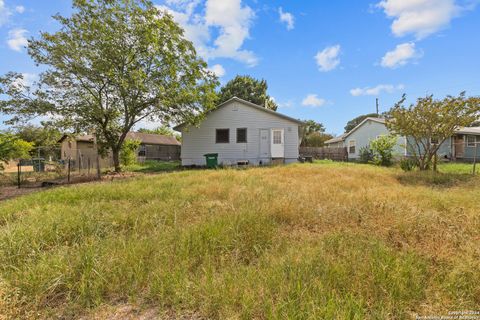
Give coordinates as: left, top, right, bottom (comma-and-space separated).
216, 129, 230, 143
348, 140, 356, 154
430, 137, 439, 145
273, 130, 282, 144
467, 135, 476, 147
237, 128, 247, 143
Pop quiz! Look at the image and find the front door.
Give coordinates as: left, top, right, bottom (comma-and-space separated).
271, 129, 284, 158
259, 129, 270, 158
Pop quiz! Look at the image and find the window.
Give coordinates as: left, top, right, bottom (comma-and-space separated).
273, 130, 282, 144
348, 140, 356, 154
138, 145, 146, 157
216, 129, 230, 143
430, 137, 439, 145
467, 135, 476, 147
237, 128, 247, 143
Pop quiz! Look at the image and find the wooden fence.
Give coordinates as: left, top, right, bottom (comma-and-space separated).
299, 147, 348, 161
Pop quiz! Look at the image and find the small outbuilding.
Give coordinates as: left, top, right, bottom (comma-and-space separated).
174, 97, 304, 166
59, 132, 180, 167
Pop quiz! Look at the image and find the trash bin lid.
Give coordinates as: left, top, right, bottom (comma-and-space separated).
203, 153, 218, 157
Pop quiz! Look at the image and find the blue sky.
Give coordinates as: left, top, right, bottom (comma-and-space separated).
0, 0, 479, 134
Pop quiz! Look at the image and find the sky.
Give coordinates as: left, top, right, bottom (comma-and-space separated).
0, 0, 479, 135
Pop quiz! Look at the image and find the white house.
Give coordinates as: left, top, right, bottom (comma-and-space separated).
325, 117, 480, 161
324, 117, 405, 160
174, 97, 304, 166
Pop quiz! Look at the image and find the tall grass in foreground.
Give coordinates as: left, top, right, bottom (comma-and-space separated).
0, 163, 479, 319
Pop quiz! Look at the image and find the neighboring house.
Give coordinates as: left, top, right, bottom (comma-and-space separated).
59, 132, 180, 167
174, 97, 304, 166
324, 117, 480, 161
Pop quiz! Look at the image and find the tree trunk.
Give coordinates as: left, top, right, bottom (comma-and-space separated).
112, 148, 121, 173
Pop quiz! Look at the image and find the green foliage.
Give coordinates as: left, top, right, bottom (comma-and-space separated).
0, 133, 34, 170
301, 132, 333, 147
120, 139, 141, 166
387, 93, 480, 170
300, 120, 331, 147
358, 146, 374, 164
217, 75, 277, 110
0, 0, 218, 172
370, 135, 398, 166
14, 122, 62, 159
344, 113, 379, 133
399, 158, 417, 172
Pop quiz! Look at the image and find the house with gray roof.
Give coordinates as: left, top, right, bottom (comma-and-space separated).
174, 97, 304, 166
325, 117, 480, 161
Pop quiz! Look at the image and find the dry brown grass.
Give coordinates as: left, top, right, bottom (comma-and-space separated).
0, 161, 479, 319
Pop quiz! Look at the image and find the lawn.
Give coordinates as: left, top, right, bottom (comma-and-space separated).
0, 162, 479, 319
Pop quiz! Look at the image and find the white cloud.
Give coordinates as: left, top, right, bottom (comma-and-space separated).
0, 0, 11, 26
12, 73, 38, 89
377, 0, 461, 39
278, 7, 294, 30
157, 0, 257, 66
350, 84, 405, 96
381, 42, 422, 68
302, 94, 326, 107
207, 64, 226, 77
7, 28, 28, 52
15, 5, 25, 13
314, 45, 341, 72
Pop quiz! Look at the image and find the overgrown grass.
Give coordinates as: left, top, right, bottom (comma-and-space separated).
0, 163, 479, 319
123, 160, 181, 173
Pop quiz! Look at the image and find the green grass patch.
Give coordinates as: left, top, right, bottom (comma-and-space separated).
122, 160, 180, 173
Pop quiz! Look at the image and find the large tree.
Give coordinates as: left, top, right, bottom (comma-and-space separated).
217, 75, 278, 110
300, 120, 332, 147
386, 93, 480, 171
344, 113, 379, 133
0, 0, 217, 172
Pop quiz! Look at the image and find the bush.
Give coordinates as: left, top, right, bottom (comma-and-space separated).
358, 146, 374, 163
400, 158, 417, 172
370, 135, 398, 167
120, 139, 141, 166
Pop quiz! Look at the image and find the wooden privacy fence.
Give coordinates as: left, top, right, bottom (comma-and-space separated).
299, 147, 348, 161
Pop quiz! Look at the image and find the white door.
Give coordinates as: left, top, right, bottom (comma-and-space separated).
259, 129, 269, 158
271, 129, 284, 158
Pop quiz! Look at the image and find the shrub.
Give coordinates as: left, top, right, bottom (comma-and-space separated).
400, 158, 417, 172
370, 135, 398, 167
358, 146, 374, 163
120, 139, 141, 166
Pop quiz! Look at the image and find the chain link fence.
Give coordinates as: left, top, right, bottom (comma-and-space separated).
1, 147, 111, 189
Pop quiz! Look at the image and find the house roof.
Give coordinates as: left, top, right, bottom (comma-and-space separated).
324, 133, 347, 144
324, 117, 386, 145
173, 96, 304, 131
456, 127, 480, 135
59, 132, 180, 146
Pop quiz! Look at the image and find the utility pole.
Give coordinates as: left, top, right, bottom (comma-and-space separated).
376, 98, 379, 115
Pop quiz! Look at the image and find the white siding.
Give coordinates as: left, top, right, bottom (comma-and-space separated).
346, 120, 405, 159
180, 100, 300, 166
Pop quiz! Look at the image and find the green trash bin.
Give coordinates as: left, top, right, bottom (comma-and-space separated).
204, 153, 218, 168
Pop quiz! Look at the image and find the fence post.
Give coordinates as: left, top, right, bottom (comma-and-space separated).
473, 142, 478, 175
68, 158, 71, 183
17, 162, 21, 189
